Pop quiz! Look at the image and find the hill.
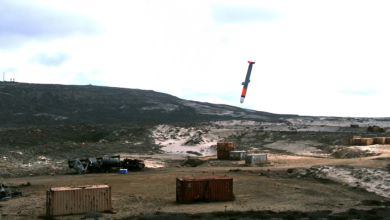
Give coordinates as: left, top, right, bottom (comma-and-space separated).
0, 82, 297, 127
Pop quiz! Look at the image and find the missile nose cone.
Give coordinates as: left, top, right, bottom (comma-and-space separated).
240, 97, 245, 103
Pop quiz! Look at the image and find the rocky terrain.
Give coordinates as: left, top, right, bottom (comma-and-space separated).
1, 82, 390, 219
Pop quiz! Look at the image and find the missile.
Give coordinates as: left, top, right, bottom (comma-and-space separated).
240, 61, 255, 103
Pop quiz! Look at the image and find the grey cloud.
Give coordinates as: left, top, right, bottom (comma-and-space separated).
29, 52, 71, 67
212, 4, 280, 24
0, 0, 103, 50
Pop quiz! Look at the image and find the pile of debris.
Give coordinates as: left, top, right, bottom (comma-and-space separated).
367, 126, 386, 132
68, 155, 145, 174
0, 183, 23, 201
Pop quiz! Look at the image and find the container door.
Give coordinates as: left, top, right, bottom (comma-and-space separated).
176, 180, 181, 202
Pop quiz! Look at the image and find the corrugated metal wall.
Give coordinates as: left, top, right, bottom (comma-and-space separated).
245, 154, 267, 165
46, 185, 112, 216
217, 151, 229, 160
217, 142, 234, 151
176, 177, 233, 203
229, 151, 246, 160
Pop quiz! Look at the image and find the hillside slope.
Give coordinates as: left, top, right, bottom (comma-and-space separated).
0, 82, 297, 127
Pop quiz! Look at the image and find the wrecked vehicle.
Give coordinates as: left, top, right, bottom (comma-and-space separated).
68, 155, 145, 174
0, 183, 23, 201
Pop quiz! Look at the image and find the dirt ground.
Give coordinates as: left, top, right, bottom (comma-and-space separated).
2, 148, 390, 220
1, 119, 390, 219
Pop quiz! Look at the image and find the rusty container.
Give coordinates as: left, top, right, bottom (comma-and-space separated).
229, 151, 247, 160
217, 151, 229, 160
46, 185, 111, 216
386, 137, 390, 144
375, 137, 387, 144
245, 154, 267, 165
176, 176, 233, 203
361, 138, 374, 145
354, 138, 362, 145
217, 142, 234, 151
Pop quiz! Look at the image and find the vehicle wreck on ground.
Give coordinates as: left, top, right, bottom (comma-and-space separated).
0, 183, 23, 201
68, 155, 145, 174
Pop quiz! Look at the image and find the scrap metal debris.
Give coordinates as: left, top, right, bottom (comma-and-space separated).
0, 183, 23, 201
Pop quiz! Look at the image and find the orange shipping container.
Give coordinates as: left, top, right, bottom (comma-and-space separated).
217, 142, 234, 151
354, 138, 362, 145
361, 138, 374, 145
46, 185, 112, 216
376, 137, 386, 144
176, 176, 233, 203
217, 151, 229, 160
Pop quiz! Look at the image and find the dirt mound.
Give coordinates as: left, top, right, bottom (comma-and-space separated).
182, 131, 205, 146
324, 146, 380, 158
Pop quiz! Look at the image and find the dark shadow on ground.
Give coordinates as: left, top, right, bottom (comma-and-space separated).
120, 208, 390, 220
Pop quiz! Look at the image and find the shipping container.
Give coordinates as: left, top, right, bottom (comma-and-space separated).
348, 137, 355, 145
217, 142, 234, 151
361, 138, 374, 145
46, 185, 111, 216
176, 176, 233, 203
217, 151, 229, 160
375, 137, 386, 144
387, 137, 390, 145
245, 154, 267, 165
229, 151, 247, 160
354, 138, 362, 145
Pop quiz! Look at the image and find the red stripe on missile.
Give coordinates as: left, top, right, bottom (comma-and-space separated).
241, 88, 246, 96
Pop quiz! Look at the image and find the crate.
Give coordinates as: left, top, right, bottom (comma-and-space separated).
46, 185, 111, 216
176, 176, 233, 203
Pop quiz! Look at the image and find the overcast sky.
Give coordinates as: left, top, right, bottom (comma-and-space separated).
1, 0, 389, 117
